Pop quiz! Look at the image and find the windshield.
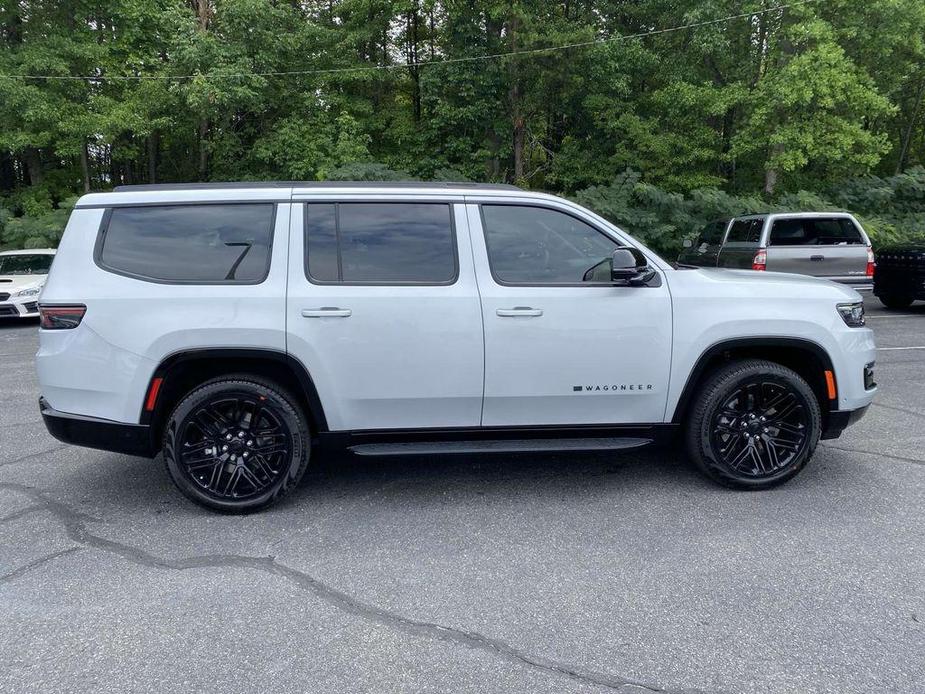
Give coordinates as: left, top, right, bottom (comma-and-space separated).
0, 254, 54, 275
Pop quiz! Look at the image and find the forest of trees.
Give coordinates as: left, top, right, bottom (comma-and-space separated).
2, 0, 925, 254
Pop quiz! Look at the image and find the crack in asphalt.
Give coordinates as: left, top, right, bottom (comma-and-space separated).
1, 547, 82, 582
0, 444, 70, 467
820, 443, 925, 467
0, 481, 698, 694
0, 504, 43, 524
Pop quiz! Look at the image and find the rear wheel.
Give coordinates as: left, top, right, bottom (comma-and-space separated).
685, 359, 821, 489
878, 293, 914, 310
163, 376, 310, 513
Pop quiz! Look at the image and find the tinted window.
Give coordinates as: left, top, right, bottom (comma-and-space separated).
726, 218, 763, 243
481, 205, 620, 284
99, 204, 274, 282
305, 203, 456, 283
0, 254, 53, 275
697, 221, 727, 245
769, 218, 864, 246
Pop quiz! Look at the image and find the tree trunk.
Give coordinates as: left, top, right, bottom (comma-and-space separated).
24, 147, 42, 186
147, 132, 159, 183
198, 119, 209, 180
507, 15, 525, 183
80, 140, 91, 192
896, 76, 925, 174
764, 143, 784, 195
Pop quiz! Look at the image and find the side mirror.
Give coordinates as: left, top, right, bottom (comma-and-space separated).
610, 247, 653, 285
682, 238, 693, 249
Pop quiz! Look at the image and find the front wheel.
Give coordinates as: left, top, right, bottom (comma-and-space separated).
685, 359, 821, 489
163, 376, 310, 513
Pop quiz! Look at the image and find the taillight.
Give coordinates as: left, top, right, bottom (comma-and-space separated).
866, 246, 875, 277
39, 304, 86, 330
752, 249, 767, 271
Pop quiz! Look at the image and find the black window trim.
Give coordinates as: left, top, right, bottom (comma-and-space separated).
302, 201, 460, 287
477, 201, 659, 288
93, 201, 277, 286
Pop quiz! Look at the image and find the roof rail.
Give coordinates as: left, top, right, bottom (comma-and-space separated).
112, 181, 521, 192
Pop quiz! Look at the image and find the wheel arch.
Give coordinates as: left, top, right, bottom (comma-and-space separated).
142, 348, 329, 451
671, 337, 837, 425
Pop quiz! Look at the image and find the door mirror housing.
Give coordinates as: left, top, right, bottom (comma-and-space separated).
610, 247, 654, 285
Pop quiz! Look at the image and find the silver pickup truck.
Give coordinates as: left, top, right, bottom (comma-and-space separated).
678, 212, 875, 290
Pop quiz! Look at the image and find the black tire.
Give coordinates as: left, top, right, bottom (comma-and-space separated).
685, 359, 821, 490
878, 293, 914, 310
163, 375, 310, 513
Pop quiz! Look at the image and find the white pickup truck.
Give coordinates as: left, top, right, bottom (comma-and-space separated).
36, 182, 876, 512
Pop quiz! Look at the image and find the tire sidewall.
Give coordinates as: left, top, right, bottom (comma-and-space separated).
164, 379, 308, 513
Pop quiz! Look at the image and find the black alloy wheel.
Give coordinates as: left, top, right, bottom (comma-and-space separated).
686, 359, 821, 489
709, 380, 809, 478
164, 377, 310, 512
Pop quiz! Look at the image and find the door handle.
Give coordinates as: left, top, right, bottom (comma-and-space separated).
302, 307, 352, 318
810, 255, 825, 261
496, 307, 543, 317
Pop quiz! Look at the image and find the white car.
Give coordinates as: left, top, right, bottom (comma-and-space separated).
36, 183, 876, 512
0, 248, 55, 319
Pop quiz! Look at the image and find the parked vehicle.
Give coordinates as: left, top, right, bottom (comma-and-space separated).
679, 213, 875, 289
0, 249, 55, 319
873, 244, 925, 309
37, 183, 876, 512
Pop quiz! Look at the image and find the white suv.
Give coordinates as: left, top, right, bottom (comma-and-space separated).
37, 183, 877, 512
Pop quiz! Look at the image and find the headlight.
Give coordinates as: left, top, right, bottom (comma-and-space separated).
837, 302, 865, 327
14, 286, 43, 298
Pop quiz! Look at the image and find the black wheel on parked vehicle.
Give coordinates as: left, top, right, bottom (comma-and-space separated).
878, 293, 914, 310
685, 359, 821, 489
163, 376, 310, 513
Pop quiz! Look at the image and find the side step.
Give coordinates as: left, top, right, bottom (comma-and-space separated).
348, 437, 653, 456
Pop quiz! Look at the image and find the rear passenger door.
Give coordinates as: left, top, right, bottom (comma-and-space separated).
717, 218, 764, 269
285, 199, 484, 432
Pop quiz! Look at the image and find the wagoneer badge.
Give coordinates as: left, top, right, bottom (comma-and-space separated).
573, 384, 654, 392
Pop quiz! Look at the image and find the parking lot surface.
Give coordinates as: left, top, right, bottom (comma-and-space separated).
1, 298, 923, 694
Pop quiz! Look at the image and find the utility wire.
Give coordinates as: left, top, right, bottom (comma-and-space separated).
1, 0, 820, 82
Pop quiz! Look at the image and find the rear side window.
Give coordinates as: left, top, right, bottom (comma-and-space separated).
726, 218, 763, 243
697, 221, 727, 245
97, 204, 275, 283
304, 203, 457, 284
769, 218, 864, 246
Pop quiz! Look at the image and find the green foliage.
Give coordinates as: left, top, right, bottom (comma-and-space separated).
0, 196, 77, 250
2, 1, 925, 251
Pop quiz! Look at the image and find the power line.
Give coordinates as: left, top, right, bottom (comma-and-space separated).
1, 0, 820, 82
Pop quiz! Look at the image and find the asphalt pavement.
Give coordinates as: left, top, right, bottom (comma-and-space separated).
1, 297, 923, 694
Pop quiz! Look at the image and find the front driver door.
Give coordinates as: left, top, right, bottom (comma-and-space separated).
467, 202, 672, 427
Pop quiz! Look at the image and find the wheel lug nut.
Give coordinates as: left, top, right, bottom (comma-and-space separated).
246, 440, 252, 446
226, 433, 232, 440
242, 452, 249, 458
222, 445, 229, 451
238, 431, 244, 438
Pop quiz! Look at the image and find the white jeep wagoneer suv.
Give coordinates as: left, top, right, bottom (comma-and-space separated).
37, 183, 876, 512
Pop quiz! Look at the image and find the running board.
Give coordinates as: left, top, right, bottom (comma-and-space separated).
348, 437, 653, 456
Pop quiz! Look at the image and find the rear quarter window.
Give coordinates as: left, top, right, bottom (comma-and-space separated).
769, 218, 864, 246
96, 204, 275, 283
